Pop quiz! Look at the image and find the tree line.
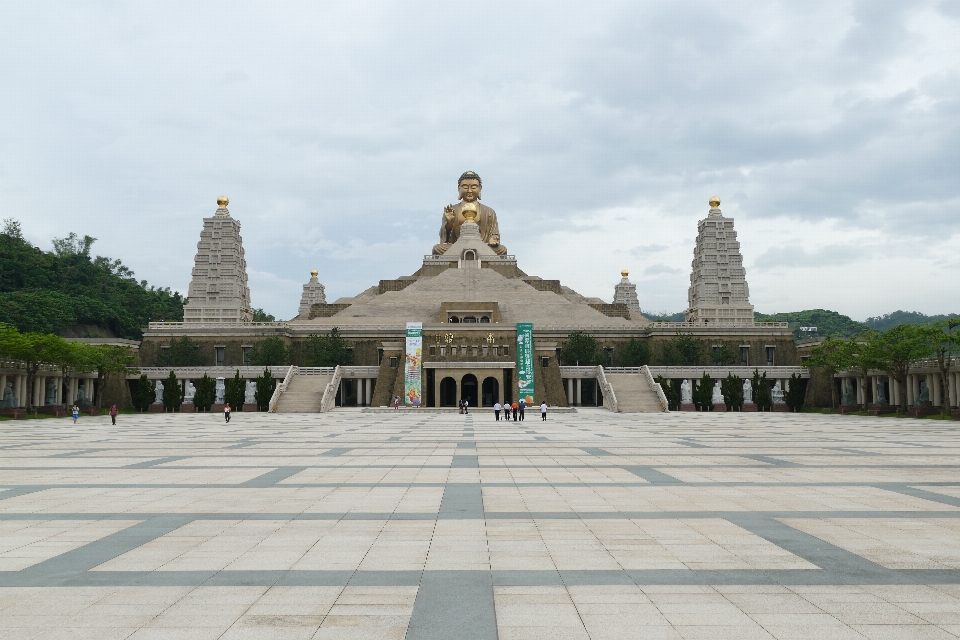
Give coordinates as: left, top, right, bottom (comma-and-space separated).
155, 330, 353, 368
0, 323, 137, 412
0, 220, 184, 339
805, 320, 960, 415
559, 332, 747, 368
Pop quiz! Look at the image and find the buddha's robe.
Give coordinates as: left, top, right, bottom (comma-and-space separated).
433, 202, 507, 255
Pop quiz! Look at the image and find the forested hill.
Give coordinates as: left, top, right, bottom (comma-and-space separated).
0, 220, 184, 339
754, 309, 868, 339
864, 311, 960, 331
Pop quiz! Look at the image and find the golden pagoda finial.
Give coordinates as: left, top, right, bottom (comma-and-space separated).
708, 196, 720, 208
217, 195, 229, 208
621, 269, 629, 278
310, 269, 318, 278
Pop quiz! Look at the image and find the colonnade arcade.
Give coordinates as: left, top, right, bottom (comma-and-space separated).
836, 369, 960, 408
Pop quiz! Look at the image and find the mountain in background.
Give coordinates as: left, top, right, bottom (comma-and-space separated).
864, 310, 960, 331
0, 220, 184, 339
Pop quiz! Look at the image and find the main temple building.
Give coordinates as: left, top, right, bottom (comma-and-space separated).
139, 172, 797, 410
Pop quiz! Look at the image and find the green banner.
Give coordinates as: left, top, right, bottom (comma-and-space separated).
404, 322, 423, 406
516, 322, 535, 405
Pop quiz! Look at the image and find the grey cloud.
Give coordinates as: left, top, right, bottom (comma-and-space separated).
643, 263, 684, 276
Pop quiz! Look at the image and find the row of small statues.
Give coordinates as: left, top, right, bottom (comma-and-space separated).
0, 380, 92, 409
153, 378, 257, 405
679, 378, 786, 405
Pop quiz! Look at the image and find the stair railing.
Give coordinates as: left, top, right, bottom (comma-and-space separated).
641, 365, 670, 413
320, 365, 342, 413
269, 365, 298, 413
595, 366, 619, 413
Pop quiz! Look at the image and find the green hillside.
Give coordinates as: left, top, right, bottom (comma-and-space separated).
754, 309, 868, 339
864, 310, 960, 331
0, 220, 184, 339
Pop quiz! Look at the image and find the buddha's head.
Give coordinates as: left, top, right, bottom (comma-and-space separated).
458, 171, 482, 202
461, 202, 479, 223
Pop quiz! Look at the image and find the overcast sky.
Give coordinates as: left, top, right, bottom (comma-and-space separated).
2, 1, 958, 321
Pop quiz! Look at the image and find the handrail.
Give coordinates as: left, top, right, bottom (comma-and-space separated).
642, 365, 670, 413
269, 365, 297, 413
595, 366, 618, 413
320, 365, 342, 413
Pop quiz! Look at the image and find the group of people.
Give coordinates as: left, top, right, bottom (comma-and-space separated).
493, 400, 524, 421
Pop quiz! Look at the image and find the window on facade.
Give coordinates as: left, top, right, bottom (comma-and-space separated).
429, 346, 436, 356
541, 356, 550, 367
739, 346, 749, 366
463, 316, 477, 323
480, 316, 490, 323
215, 347, 225, 367
449, 316, 460, 323
389, 356, 398, 368
766, 347, 775, 366
242, 347, 252, 366
502, 346, 509, 357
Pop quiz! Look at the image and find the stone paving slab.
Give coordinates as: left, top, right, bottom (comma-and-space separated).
1, 409, 960, 638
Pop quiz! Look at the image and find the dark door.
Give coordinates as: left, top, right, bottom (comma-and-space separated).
440, 377, 457, 407
482, 377, 499, 407
461, 374, 479, 408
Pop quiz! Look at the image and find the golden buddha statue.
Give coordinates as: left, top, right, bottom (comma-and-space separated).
433, 171, 507, 256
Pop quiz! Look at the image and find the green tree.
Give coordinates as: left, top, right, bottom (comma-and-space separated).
846, 334, 883, 412
252, 308, 276, 322
225, 370, 245, 410
132, 374, 153, 412
655, 374, 679, 410
0, 325, 65, 411
615, 339, 651, 367
660, 333, 706, 366
249, 337, 290, 366
872, 324, 931, 414
785, 373, 807, 412
159, 336, 204, 367
254, 368, 276, 411
693, 373, 713, 411
751, 369, 772, 411
301, 328, 353, 367
162, 370, 182, 412
89, 345, 138, 410
193, 374, 216, 412
560, 332, 603, 366
805, 336, 855, 409
721, 373, 743, 411
711, 342, 738, 366
917, 320, 960, 416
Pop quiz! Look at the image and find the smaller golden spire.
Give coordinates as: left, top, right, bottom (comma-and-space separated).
708, 196, 721, 208
461, 202, 479, 223
310, 269, 318, 278
621, 269, 629, 278
217, 195, 229, 208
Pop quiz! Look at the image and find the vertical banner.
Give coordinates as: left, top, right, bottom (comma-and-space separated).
516, 322, 535, 404
404, 322, 423, 406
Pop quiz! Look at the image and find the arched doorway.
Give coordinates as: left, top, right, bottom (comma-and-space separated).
440, 377, 457, 407
482, 377, 499, 407
461, 374, 479, 408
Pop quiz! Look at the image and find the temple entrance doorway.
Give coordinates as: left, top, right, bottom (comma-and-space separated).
461, 374, 479, 408
481, 377, 499, 407
439, 377, 457, 407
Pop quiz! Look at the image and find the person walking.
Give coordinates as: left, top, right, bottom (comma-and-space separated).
71, 404, 79, 424
503, 401, 510, 420
540, 401, 548, 421
462, 398, 469, 415
224, 403, 231, 423
109, 404, 118, 425
511, 401, 519, 421
493, 402, 501, 421
518, 398, 525, 421
394, 396, 400, 410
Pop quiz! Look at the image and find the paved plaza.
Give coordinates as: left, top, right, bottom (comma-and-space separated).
1, 409, 960, 639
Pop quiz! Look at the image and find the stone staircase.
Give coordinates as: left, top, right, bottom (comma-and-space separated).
604, 374, 665, 413
274, 372, 332, 413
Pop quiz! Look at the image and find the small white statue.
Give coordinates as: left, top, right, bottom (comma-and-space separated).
77, 383, 92, 406
772, 381, 786, 404
915, 380, 930, 406
184, 382, 196, 403
680, 379, 692, 404
215, 377, 226, 404
45, 379, 57, 406
244, 380, 256, 404
153, 380, 164, 404
875, 380, 887, 405
841, 380, 856, 405
743, 379, 753, 403
712, 381, 723, 405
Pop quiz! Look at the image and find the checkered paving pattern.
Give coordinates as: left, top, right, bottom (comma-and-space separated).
1, 408, 960, 639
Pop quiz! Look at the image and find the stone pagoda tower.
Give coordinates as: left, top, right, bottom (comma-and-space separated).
684, 197, 754, 326
182, 196, 253, 324
612, 270, 641, 317
298, 270, 327, 317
